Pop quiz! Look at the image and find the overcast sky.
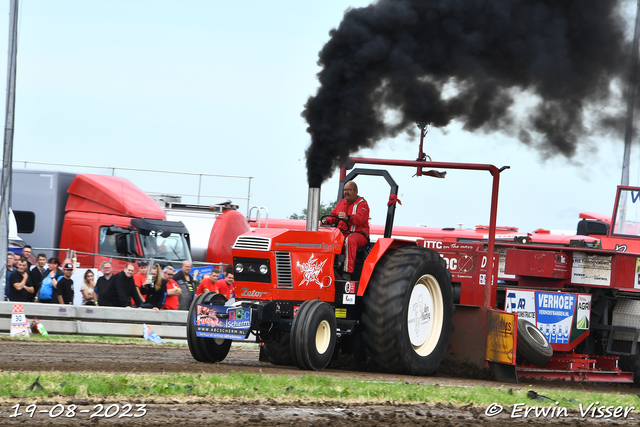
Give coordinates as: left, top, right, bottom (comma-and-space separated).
0, 0, 638, 235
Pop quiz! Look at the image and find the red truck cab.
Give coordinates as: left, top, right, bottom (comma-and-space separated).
13, 170, 191, 268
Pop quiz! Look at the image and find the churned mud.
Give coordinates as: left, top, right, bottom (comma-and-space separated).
0, 340, 638, 425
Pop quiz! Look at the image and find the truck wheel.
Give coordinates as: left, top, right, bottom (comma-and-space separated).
264, 331, 294, 366
290, 299, 337, 371
187, 293, 232, 363
361, 246, 454, 376
516, 319, 553, 367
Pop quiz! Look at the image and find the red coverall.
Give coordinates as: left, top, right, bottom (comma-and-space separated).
328, 196, 370, 273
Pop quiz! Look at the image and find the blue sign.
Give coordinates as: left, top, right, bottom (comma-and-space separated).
191, 265, 215, 284
194, 304, 251, 340
536, 292, 576, 344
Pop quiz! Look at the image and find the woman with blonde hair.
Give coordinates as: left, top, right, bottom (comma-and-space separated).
80, 269, 96, 305
141, 264, 164, 311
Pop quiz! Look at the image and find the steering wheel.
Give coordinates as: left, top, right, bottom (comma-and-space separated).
320, 214, 350, 229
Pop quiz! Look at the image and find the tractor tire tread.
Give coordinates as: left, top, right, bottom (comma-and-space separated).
361, 246, 453, 376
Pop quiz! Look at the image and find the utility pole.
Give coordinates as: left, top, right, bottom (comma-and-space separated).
0, 0, 19, 299
618, 0, 640, 233
622, 0, 640, 185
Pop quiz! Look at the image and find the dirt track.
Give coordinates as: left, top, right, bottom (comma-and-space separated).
0, 340, 639, 426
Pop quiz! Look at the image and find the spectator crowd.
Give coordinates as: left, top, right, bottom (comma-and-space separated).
3, 246, 233, 310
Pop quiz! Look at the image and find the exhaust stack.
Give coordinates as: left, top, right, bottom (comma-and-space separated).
306, 187, 321, 231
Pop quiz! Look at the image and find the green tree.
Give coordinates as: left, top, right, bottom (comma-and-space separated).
289, 200, 337, 220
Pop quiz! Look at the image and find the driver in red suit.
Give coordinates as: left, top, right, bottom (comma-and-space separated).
323, 181, 370, 280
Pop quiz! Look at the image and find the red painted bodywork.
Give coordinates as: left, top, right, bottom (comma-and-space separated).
60, 212, 135, 269
206, 209, 251, 265
575, 186, 640, 253
58, 174, 180, 268
417, 240, 499, 307
66, 174, 166, 219
257, 218, 527, 243
504, 246, 640, 292
357, 238, 415, 296
526, 186, 640, 254
250, 187, 640, 283
233, 227, 344, 302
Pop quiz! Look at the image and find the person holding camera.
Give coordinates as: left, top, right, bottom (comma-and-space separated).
141, 264, 165, 311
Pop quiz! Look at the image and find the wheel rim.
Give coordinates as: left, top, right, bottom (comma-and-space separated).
315, 320, 331, 354
407, 275, 443, 357
526, 323, 549, 348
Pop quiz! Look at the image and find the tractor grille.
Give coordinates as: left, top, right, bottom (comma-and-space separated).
233, 236, 271, 251
275, 251, 293, 288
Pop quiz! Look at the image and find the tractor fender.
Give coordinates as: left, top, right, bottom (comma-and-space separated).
357, 238, 419, 297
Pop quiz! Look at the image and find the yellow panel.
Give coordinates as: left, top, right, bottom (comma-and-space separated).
486, 310, 516, 365
335, 308, 347, 319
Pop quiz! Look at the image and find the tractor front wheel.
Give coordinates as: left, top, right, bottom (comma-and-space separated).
187, 293, 208, 362
264, 331, 294, 366
290, 300, 337, 371
187, 293, 232, 363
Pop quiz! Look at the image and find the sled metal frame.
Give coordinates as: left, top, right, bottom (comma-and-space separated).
517, 353, 634, 383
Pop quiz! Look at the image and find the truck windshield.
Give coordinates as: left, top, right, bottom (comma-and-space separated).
99, 226, 139, 258
613, 188, 640, 237
140, 232, 191, 261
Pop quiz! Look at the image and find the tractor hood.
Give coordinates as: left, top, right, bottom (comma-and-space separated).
231, 227, 344, 303
233, 227, 344, 254
66, 174, 166, 219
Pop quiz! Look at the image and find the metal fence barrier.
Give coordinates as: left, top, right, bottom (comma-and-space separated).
29, 247, 225, 275
0, 301, 188, 340
13, 160, 254, 215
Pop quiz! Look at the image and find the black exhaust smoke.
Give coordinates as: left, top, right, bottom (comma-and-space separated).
302, 0, 631, 187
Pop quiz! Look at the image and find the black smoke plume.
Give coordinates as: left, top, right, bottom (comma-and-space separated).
303, 0, 631, 187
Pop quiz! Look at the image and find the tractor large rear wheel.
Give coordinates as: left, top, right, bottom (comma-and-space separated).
362, 246, 454, 376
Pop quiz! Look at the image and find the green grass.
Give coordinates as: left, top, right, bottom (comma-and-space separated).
0, 334, 187, 346
0, 336, 637, 410
0, 371, 638, 409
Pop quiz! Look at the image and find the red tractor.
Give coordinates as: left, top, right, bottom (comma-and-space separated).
187, 149, 517, 378
188, 147, 640, 384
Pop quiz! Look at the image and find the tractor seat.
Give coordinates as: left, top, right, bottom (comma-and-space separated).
356, 242, 374, 261
333, 242, 374, 272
